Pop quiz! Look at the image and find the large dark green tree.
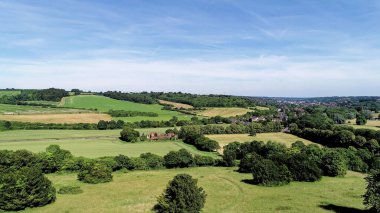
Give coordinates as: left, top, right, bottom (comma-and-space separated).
364, 170, 380, 212
0, 167, 56, 211
154, 174, 206, 213
322, 151, 347, 177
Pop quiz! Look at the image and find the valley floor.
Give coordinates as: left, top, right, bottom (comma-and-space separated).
19, 167, 366, 213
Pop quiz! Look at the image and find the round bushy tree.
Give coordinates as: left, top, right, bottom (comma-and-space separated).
78, 162, 113, 184
239, 153, 263, 173
322, 151, 347, 177
163, 149, 194, 168
120, 127, 140, 142
286, 153, 322, 182
0, 167, 56, 211
251, 158, 291, 186
364, 170, 380, 212
154, 174, 206, 213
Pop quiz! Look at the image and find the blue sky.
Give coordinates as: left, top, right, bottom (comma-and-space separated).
0, 0, 379, 97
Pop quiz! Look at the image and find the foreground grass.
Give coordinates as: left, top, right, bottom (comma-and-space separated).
207, 133, 316, 148
61, 95, 192, 122
0, 130, 218, 158
17, 167, 365, 213
196, 107, 253, 117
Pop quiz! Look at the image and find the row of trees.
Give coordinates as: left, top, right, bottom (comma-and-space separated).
290, 124, 380, 153
0, 88, 69, 104
0, 120, 127, 131
221, 140, 380, 186
107, 110, 158, 117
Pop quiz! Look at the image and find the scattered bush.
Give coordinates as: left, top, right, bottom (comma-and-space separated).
57, 186, 83, 195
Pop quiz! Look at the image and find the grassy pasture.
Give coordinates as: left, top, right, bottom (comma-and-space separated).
345, 119, 380, 130
196, 107, 253, 117
0, 129, 217, 158
18, 167, 365, 213
61, 95, 192, 122
253, 106, 271, 110
0, 90, 21, 97
158, 99, 193, 109
0, 113, 111, 124
207, 133, 316, 148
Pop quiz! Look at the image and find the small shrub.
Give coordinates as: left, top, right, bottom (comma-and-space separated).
58, 186, 83, 195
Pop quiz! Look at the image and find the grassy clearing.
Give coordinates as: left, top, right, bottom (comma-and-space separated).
158, 99, 193, 109
196, 107, 252, 117
0, 130, 120, 140
18, 167, 365, 213
24, 100, 60, 106
0, 104, 91, 115
0, 90, 21, 97
253, 106, 270, 110
345, 119, 380, 130
61, 95, 192, 122
0, 129, 217, 158
207, 133, 316, 148
0, 113, 111, 124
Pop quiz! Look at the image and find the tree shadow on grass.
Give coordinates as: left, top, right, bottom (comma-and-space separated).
241, 179, 256, 185
319, 204, 371, 213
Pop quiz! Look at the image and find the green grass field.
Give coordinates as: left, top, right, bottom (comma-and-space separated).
61, 95, 193, 122
196, 107, 253, 117
0, 129, 218, 158
0, 90, 21, 97
18, 167, 366, 213
0, 104, 90, 115
345, 119, 380, 130
207, 133, 316, 148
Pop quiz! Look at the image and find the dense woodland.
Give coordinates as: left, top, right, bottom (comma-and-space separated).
0, 88, 68, 104
102, 91, 257, 107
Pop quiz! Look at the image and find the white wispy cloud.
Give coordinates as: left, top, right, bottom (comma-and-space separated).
1, 55, 379, 96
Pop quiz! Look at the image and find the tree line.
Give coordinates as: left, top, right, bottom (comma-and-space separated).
102, 91, 257, 107
0, 88, 68, 104
107, 109, 158, 117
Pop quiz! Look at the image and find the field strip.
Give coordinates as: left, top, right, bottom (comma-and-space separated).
0, 136, 118, 143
